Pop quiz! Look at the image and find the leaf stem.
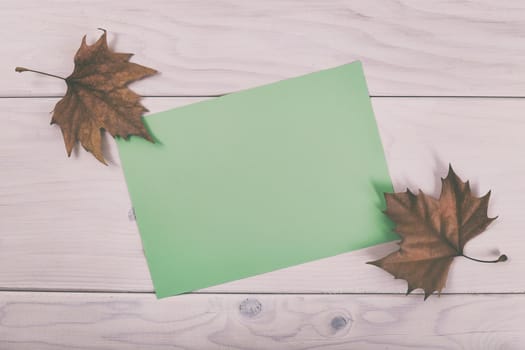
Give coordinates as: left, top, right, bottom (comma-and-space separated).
461, 253, 508, 263
15, 67, 65, 80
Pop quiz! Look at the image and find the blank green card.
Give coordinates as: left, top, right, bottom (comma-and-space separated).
117, 62, 396, 298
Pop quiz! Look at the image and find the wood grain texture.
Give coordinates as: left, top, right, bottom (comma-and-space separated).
1, 292, 523, 349
0, 97, 521, 294
4, 0, 525, 97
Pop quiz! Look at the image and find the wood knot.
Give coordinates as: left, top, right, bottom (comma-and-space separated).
331, 315, 349, 331
128, 208, 136, 221
239, 298, 262, 318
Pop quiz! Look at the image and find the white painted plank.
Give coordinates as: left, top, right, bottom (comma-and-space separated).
0, 98, 190, 292
4, 0, 525, 96
1, 97, 523, 294
1, 292, 523, 349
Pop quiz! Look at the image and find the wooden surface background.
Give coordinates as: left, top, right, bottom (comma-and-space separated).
1, 1, 524, 349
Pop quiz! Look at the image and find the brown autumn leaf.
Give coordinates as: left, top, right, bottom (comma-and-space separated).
16, 29, 157, 164
368, 165, 507, 300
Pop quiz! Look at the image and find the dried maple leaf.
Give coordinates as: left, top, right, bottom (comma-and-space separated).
368, 165, 507, 300
16, 29, 157, 164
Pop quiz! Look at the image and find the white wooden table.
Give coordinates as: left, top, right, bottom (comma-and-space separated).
2, 1, 525, 348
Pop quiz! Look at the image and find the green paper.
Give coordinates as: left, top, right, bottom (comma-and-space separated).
117, 62, 396, 298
